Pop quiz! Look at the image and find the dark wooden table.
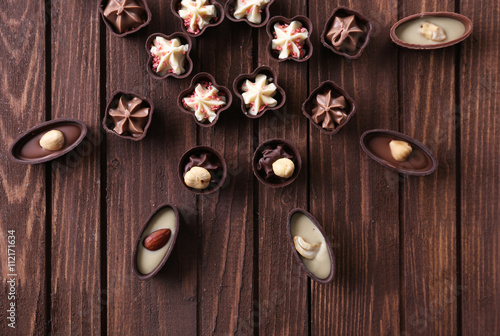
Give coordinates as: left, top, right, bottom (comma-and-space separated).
1, 0, 499, 335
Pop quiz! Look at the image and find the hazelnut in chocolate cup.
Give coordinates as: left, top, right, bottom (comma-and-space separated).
9, 119, 88, 164
178, 146, 228, 194
390, 12, 473, 50
287, 208, 336, 284
224, 0, 275, 28
145, 32, 193, 80
103, 91, 154, 141
302, 80, 356, 135
252, 138, 302, 188
320, 6, 373, 59
360, 129, 438, 176
266, 15, 313, 62
178, 73, 232, 128
133, 203, 180, 280
171, 0, 224, 37
99, 0, 152, 37
233, 66, 286, 119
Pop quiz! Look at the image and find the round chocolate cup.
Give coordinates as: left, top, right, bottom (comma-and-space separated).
171, 0, 225, 38
102, 91, 154, 141
177, 72, 233, 128
266, 15, 314, 63
145, 32, 194, 80
360, 129, 438, 176
224, 0, 275, 28
390, 12, 473, 50
252, 138, 302, 188
286, 208, 336, 284
9, 118, 88, 164
178, 146, 228, 195
132, 203, 180, 280
302, 80, 356, 135
98, 0, 152, 38
320, 6, 373, 60
232, 66, 286, 119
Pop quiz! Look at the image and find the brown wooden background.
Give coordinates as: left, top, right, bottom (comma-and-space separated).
1, 0, 499, 335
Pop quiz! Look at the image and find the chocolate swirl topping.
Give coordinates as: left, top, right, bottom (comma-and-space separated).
257, 145, 294, 181
311, 90, 348, 131
184, 153, 221, 183
326, 15, 364, 52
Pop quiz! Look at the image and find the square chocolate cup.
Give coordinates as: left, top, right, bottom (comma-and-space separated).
266, 15, 314, 63
99, 0, 152, 38
224, 0, 275, 28
178, 146, 228, 195
302, 80, 356, 136
102, 91, 154, 141
171, 0, 225, 38
252, 138, 302, 188
320, 6, 373, 60
232, 66, 286, 119
177, 72, 233, 128
145, 32, 194, 80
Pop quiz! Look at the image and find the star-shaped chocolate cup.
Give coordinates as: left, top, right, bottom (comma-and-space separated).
302, 80, 356, 135
103, 91, 154, 141
171, 0, 225, 38
145, 32, 194, 80
177, 73, 233, 128
320, 6, 373, 59
266, 15, 314, 63
224, 0, 275, 28
99, 0, 151, 37
233, 66, 286, 119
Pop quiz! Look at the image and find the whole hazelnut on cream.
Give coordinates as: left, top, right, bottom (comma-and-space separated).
184, 166, 211, 189
389, 140, 413, 161
272, 158, 295, 178
39, 130, 65, 151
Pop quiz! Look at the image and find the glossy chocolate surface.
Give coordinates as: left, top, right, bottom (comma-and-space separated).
178, 146, 227, 194
99, 0, 151, 37
321, 7, 373, 59
266, 15, 313, 63
9, 119, 88, 164
360, 129, 438, 176
252, 138, 302, 188
390, 12, 473, 50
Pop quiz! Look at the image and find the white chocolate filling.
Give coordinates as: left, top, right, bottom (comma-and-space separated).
233, 0, 270, 24
241, 74, 277, 115
179, 0, 217, 34
137, 207, 177, 275
395, 17, 465, 45
182, 83, 227, 123
290, 213, 331, 279
271, 20, 309, 59
150, 36, 189, 76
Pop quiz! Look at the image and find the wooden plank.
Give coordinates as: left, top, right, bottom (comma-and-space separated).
196, 17, 255, 335
0, 1, 48, 335
399, 1, 458, 335
105, 2, 198, 335
49, 0, 102, 334
257, 1, 309, 334
459, 1, 500, 334
308, 0, 400, 335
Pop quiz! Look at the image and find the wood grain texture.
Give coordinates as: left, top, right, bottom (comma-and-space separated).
399, 1, 458, 334
460, 1, 500, 334
197, 13, 255, 335
105, 1, 198, 335
257, 1, 309, 335
49, 0, 102, 334
309, 0, 400, 335
0, 1, 48, 335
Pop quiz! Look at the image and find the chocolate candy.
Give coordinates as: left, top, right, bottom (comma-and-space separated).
266, 15, 313, 62
171, 0, 224, 37
9, 119, 88, 164
99, 0, 151, 37
225, 0, 275, 28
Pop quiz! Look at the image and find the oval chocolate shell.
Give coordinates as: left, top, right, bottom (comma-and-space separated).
178, 145, 228, 195
9, 118, 88, 164
286, 208, 336, 284
360, 129, 438, 176
133, 203, 180, 280
390, 12, 472, 50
